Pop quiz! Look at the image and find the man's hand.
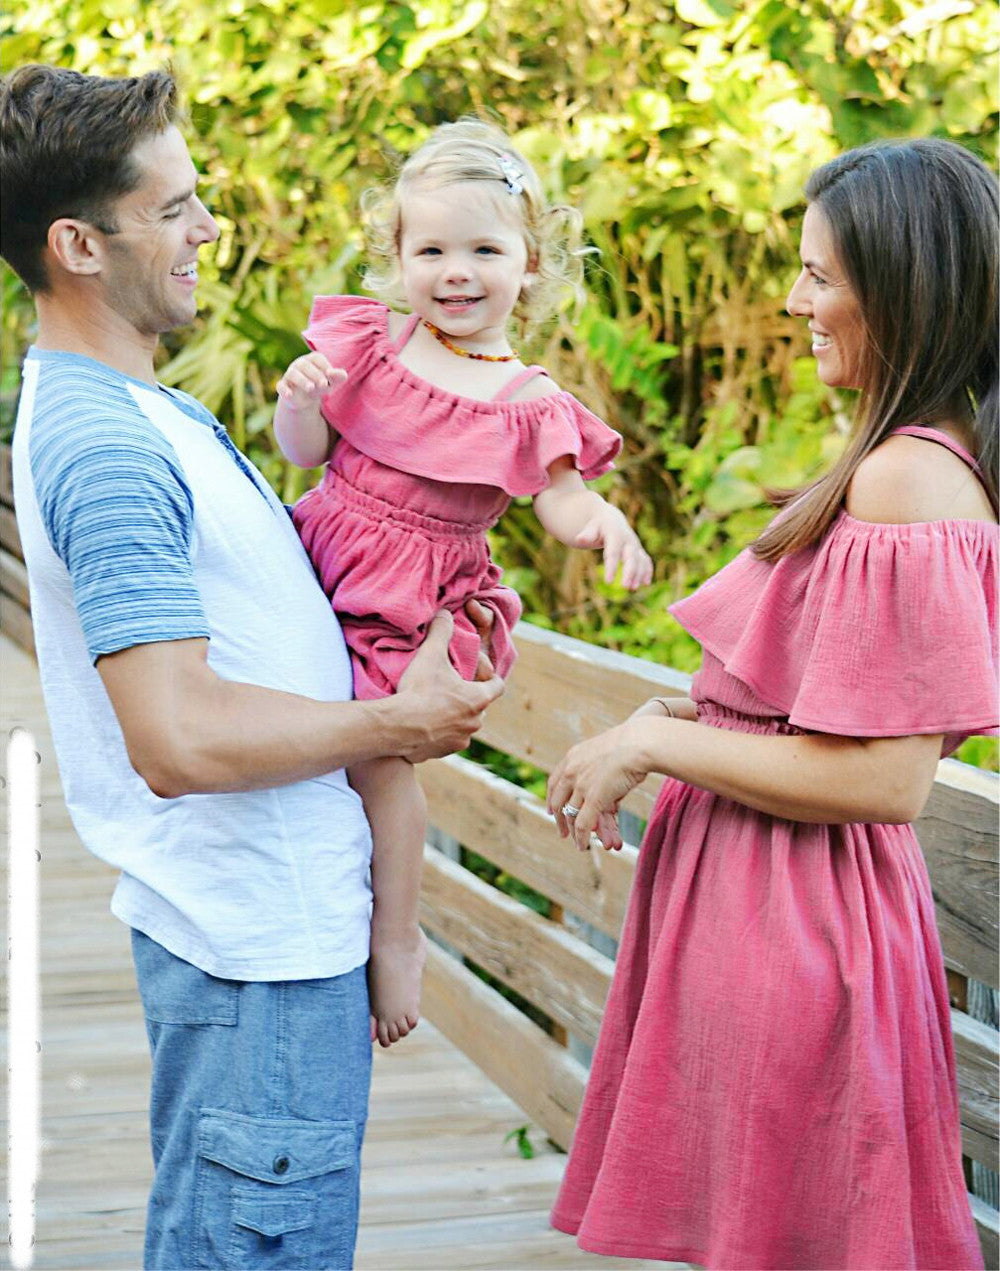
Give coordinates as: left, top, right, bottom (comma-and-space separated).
464, 597, 496, 681
395, 611, 504, 763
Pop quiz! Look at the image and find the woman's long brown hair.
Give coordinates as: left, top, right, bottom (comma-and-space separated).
752, 138, 998, 563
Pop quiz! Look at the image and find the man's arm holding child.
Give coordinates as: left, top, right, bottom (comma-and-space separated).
98, 608, 501, 799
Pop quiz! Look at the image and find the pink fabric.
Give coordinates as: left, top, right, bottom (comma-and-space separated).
292, 295, 622, 699
551, 510, 996, 1269
302, 295, 621, 495
669, 511, 998, 743
492, 364, 547, 401
891, 425, 983, 473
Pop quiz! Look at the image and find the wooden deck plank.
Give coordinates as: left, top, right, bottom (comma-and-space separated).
3, 635, 667, 1271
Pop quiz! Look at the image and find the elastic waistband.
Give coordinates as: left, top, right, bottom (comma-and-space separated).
324, 472, 494, 539
697, 702, 805, 736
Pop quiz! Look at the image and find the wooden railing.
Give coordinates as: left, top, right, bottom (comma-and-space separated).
2, 440, 997, 1264
1, 443, 32, 657
416, 622, 999, 1263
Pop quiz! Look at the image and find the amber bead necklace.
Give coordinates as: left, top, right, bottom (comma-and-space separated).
423, 319, 519, 363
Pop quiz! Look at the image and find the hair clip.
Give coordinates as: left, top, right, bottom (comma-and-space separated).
498, 153, 524, 196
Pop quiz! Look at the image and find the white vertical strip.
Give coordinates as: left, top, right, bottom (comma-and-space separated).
7, 728, 40, 1270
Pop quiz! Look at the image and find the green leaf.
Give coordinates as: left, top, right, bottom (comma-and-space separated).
676, 0, 734, 27
503, 1125, 536, 1160
400, 0, 488, 69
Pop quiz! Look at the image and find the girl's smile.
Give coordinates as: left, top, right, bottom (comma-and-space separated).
399, 181, 535, 354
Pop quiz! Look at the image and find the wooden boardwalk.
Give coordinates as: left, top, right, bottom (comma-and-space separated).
2, 635, 675, 1271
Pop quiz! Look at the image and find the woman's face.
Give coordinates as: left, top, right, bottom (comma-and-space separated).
787, 204, 865, 389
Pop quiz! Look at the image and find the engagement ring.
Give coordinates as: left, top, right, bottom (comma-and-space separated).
561, 803, 580, 818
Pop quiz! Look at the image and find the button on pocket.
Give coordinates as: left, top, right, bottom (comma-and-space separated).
194, 1109, 359, 1269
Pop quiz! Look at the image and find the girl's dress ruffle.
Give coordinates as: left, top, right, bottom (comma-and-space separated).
303, 294, 622, 496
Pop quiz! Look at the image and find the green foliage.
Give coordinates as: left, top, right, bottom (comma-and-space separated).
956, 737, 999, 773
503, 1124, 536, 1160
2, 1, 996, 768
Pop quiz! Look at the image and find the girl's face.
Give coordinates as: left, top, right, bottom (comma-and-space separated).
786, 203, 865, 389
399, 181, 534, 349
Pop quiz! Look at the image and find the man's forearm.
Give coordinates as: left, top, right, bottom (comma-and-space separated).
134, 675, 407, 798
100, 623, 501, 801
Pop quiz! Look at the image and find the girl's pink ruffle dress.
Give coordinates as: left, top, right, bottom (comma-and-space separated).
292, 296, 621, 700
551, 427, 996, 1270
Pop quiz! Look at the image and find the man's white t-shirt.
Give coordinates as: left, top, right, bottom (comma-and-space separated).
12, 348, 373, 980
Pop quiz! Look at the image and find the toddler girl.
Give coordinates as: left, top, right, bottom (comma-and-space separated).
274, 119, 652, 1048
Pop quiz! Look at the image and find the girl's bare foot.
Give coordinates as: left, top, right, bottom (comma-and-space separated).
368, 927, 428, 1048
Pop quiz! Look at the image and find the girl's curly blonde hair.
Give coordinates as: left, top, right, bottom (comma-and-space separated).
360, 118, 589, 327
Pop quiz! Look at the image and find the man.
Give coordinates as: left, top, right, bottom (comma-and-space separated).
1, 65, 503, 1269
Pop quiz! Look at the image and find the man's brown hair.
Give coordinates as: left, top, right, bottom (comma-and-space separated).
0, 65, 179, 293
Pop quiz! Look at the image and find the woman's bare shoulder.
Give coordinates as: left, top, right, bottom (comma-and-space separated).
845, 434, 996, 525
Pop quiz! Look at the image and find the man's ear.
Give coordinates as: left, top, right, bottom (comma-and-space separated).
46, 218, 107, 278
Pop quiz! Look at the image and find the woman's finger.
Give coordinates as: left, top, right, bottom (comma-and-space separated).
548, 767, 579, 837
547, 762, 567, 816
573, 797, 601, 852
596, 810, 623, 851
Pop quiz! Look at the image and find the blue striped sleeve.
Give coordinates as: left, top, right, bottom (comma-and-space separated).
32, 400, 209, 661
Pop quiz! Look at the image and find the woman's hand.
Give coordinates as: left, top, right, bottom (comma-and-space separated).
547, 720, 651, 851
574, 506, 653, 590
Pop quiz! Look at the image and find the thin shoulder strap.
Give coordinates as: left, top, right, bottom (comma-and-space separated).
492, 365, 548, 403
391, 313, 421, 353
891, 425, 981, 474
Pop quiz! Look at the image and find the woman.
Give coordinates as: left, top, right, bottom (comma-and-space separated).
547, 138, 997, 1270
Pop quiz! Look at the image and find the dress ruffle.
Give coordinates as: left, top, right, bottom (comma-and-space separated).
303, 295, 622, 496
670, 510, 998, 739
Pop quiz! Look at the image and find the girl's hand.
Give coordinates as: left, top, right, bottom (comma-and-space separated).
573, 508, 653, 589
276, 353, 347, 409
547, 720, 650, 852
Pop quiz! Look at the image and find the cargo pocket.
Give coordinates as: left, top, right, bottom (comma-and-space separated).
193, 1108, 359, 1270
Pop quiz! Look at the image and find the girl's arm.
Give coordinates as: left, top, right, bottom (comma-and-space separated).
533, 456, 653, 589
547, 714, 943, 850
273, 352, 346, 469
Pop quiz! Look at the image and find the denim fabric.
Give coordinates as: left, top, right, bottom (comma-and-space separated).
131, 929, 371, 1270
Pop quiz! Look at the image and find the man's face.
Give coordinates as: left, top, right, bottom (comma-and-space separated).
97, 126, 219, 336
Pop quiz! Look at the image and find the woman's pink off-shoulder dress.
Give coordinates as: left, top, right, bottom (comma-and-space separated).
551, 428, 996, 1270
292, 296, 621, 700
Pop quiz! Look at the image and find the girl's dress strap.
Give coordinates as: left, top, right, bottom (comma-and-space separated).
391, 313, 421, 353
890, 425, 981, 473
492, 365, 548, 403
